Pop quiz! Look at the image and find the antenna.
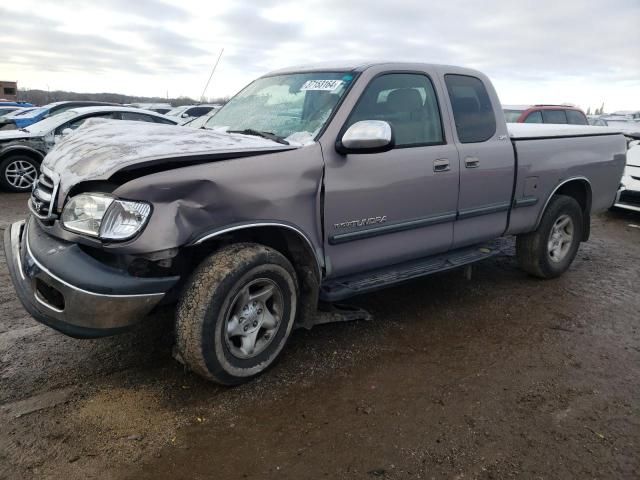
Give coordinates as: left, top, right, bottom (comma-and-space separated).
200, 48, 224, 103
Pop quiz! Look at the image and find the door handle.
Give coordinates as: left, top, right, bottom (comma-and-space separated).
465, 156, 480, 168
433, 158, 450, 172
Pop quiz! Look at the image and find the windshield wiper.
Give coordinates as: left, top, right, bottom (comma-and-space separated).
228, 129, 289, 145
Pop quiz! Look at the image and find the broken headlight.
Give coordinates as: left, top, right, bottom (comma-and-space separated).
61, 193, 151, 240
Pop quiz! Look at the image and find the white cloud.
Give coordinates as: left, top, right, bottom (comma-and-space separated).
1, 0, 638, 111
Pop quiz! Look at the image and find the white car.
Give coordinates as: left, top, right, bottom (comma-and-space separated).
181, 106, 221, 128
614, 142, 640, 212
166, 104, 221, 123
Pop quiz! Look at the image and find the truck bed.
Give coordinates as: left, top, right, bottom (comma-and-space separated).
507, 123, 623, 140
506, 124, 627, 237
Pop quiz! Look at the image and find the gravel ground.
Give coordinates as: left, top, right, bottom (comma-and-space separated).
0, 191, 639, 480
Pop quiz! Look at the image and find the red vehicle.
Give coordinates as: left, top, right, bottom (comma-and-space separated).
503, 104, 588, 125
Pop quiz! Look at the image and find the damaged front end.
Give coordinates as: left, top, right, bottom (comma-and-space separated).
3, 218, 179, 338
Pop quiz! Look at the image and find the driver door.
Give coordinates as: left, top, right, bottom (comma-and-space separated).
320, 69, 460, 278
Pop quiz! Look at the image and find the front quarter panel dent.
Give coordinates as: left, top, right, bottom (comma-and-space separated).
110, 147, 325, 257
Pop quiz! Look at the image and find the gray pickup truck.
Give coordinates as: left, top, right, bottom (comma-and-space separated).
4, 62, 627, 384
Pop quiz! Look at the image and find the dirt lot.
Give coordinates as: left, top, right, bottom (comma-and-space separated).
1, 191, 639, 480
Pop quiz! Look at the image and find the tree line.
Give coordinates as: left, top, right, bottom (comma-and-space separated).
17, 88, 228, 107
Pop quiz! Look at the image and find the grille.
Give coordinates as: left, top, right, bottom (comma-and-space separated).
29, 171, 58, 220
620, 190, 640, 207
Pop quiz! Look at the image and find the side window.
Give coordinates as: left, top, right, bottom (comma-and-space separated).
345, 73, 444, 147
524, 111, 543, 123
121, 112, 156, 122
444, 74, 496, 143
63, 113, 116, 131
566, 109, 587, 125
541, 110, 567, 124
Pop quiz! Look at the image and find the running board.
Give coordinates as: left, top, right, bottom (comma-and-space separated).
320, 239, 508, 302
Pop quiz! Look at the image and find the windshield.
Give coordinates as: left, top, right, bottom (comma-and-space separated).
19, 107, 47, 119
503, 109, 524, 123
204, 72, 354, 141
24, 109, 79, 134
9, 108, 36, 118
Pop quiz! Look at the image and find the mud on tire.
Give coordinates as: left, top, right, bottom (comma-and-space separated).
175, 243, 298, 385
516, 194, 584, 279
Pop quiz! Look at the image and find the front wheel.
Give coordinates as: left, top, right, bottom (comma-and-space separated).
0, 155, 40, 192
516, 194, 583, 279
175, 243, 298, 385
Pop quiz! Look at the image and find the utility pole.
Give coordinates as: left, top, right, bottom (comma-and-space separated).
200, 48, 224, 103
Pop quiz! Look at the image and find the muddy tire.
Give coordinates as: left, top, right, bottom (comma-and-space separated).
175, 243, 298, 385
516, 195, 583, 279
0, 155, 40, 192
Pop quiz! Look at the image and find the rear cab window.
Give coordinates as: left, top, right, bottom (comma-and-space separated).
444, 74, 496, 143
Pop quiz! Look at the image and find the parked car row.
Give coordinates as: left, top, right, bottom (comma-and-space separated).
0, 101, 119, 130
0, 106, 177, 192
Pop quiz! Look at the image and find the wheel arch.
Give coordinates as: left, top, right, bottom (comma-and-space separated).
0, 146, 45, 163
187, 222, 323, 329
536, 177, 592, 241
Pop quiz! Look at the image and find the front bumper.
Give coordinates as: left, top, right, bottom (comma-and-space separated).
4, 219, 179, 338
613, 175, 640, 212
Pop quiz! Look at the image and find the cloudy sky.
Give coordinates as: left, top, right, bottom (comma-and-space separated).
1, 0, 638, 111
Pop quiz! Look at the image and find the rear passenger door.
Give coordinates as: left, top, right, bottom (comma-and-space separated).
442, 72, 515, 248
321, 69, 460, 277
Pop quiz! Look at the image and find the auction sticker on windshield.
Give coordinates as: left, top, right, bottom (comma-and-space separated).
300, 80, 344, 91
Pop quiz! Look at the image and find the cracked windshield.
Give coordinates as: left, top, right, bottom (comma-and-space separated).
204, 72, 354, 143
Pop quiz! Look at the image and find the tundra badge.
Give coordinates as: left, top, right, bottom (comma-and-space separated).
334, 216, 387, 229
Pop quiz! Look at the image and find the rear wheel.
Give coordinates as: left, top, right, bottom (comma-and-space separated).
516, 195, 583, 278
0, 155, 39, 192
175, 243, 298, 385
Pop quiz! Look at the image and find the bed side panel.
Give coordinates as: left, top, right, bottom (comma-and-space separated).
507, 134, 626, 235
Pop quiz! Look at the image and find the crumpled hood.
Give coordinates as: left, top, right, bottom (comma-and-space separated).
43, 119, 300, 199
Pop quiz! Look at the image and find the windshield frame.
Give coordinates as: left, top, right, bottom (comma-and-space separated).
205, 70, 360, 142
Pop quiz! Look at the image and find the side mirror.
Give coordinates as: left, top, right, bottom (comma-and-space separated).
336, 120, 394, 154
629, 139, 640, 148
61, 128, 73, 136
181, 112, 189, 118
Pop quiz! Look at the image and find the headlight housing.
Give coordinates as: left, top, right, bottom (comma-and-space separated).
61, 193, 151, 240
